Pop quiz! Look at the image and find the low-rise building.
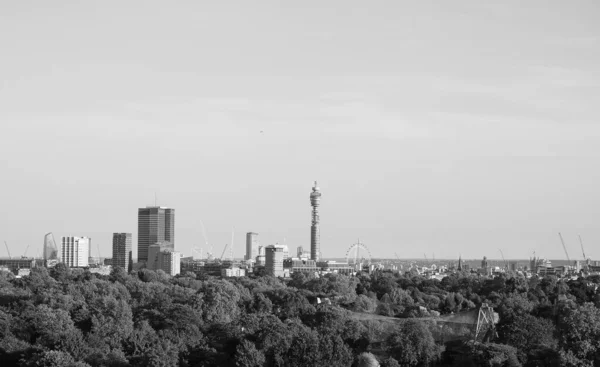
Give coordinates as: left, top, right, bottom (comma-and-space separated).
222, 267, 246, 277
284, 258, 318, 274
0, 258, 36, 273
317, 260, 353, 275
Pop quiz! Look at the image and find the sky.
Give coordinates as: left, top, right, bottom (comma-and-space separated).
1, 1, 599, 261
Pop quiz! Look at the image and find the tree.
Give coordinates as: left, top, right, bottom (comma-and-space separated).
442, 341, 521, 367
88, 296, 134, 348
235, 340, 266, 367
124, 320, 179, 367
385, 319, 441, 366
318, 332, 354, 367
558, 302, 600, 367
498, 314, 557, 363
21, 350, 90, 367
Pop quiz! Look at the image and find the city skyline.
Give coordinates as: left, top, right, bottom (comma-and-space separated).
1, 1, 600, 260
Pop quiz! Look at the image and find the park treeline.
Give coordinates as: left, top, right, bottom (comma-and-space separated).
0, 265, 600, 367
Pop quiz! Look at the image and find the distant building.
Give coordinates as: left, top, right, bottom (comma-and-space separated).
317, 260, 353, 275
222, 267, 246, 277
265, 245, 284, 277
282, 245, 289, 259
0, 258, 36, 273
137, 206, 175, 262
61, 237, 90, 267
158, 250, 181, 276
256, 246, 266, 266
147, 242, 180, 276
284, 258, 318, 274
297, 246, 310, 260
112, 233, 132, 272
88, 266, 112, 276
181, 257, 205, 273
245, 232, 259, 261
43, 233, 59, 267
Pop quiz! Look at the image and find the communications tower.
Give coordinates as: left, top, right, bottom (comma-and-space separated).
310, 181, 321, 261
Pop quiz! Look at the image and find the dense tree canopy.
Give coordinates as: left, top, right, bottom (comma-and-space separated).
0, 265, 598, 366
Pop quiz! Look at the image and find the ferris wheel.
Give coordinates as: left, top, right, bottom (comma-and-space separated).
345, 240, 372, 267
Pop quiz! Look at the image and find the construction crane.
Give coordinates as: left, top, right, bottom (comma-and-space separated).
23, 245, 30, 258
424, 253, 428, 264
229, 227, 235, 261
220, 243, 229, 261
558, 232, 571, 264
498, 249, 508, 270
579, 234, 588, 260
395, 252, 401, 261
4, 241, 11, 259
199, 220, 212, 259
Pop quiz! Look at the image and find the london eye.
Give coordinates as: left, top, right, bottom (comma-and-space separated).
345, 240, 372, 269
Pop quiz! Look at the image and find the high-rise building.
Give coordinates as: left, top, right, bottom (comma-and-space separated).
147, 242, 180, 276
138, 206, 175, 262
61, 237, 90, 267
265, 245, 284, 277
112, 233, 132, 272
43, 232, 59, 267
245, 232, 259, 261
310, 181, 321, 261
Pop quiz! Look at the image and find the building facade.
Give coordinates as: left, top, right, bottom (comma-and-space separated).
158, 250, 181, 276
245, 232, 259, 261
112, 233, 132, 272
147, 242, 180, 276
138, 206, 175, 262
265, 245, 284, 277
61, 237, 90, 267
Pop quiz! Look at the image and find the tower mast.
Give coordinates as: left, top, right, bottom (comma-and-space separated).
310, 181, 322, 261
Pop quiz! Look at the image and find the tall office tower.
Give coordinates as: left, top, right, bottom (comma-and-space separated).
265, 245, 284, 277
43, 233, 58, 261
245, 232, 259, 261
310, 181, 321, 261
112, 233, 132, 272
138, 206, 175, 262
61, 237, 90, 267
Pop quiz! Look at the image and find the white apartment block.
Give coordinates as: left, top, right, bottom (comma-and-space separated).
61, 237, 90, 268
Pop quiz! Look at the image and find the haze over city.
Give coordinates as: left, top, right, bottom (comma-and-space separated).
1, 1, 599, 260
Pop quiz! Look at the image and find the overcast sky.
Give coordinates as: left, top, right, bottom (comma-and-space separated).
1, 1, 599, 261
